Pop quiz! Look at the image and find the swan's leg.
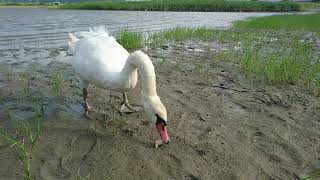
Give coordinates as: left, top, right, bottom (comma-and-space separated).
123, 92, 136, 111
120, 92, 141, 113
80, 80, 95, 118
83, 88, 90, 111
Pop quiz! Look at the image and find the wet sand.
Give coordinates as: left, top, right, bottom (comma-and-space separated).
0, 41, 319, 180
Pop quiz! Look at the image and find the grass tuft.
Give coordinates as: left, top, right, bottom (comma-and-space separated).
116, 30, 143, 51
0, 104, 42, 180
240, 42, 315, 85
22, 72, 31, 98
51, 71, 65, 96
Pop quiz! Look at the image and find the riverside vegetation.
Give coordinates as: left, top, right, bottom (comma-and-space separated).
0, 13, 319, 179
1, 0, 313, 12
59, 0, 301, 12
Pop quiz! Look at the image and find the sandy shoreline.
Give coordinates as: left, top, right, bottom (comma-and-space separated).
0, 40, 319, 179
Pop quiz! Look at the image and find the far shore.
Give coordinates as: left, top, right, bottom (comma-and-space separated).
1, 1, 320, 12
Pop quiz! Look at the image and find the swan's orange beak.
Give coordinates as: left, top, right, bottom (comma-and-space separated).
156, 122, 170, 144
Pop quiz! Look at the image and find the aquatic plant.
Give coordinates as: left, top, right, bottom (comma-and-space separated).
51, 70, 65, 96
19, 69, 38, 98
0, 104, 42, 180
116, 30, 143, 51
0, 128, 31, 180
22, 72, 31, 97
3, 66, 14, 81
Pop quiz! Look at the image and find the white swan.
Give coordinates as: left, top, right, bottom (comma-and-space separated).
68, 27, 170, 144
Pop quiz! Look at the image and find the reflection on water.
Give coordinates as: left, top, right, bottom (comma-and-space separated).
0, 8, 281, 50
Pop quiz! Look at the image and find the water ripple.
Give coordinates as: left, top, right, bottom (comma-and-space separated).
0, 8, 280, 50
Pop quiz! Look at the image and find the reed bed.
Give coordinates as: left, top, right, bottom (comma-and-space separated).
60, 0, 301, 12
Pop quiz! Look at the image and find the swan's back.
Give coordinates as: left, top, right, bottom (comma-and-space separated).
71, 28, 129, 86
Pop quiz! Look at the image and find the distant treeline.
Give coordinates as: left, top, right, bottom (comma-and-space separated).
59, 0, 302, 12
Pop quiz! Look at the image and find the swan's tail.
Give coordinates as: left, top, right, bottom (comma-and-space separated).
68, 33, 79, 54
68, 26, 112, 54
76, 26, 111, 38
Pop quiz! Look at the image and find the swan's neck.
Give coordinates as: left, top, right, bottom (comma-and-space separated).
121, 51, 157, 96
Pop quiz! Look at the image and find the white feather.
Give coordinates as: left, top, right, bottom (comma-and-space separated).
70, 27, 130, 90
68, 27, 168, 126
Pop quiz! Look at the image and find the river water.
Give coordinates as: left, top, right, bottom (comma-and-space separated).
0, 8, 282, 50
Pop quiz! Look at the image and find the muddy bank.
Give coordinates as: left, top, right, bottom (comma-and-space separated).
0, 41, 319, 180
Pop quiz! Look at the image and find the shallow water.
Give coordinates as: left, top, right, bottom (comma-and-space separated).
0, 8, 282, 50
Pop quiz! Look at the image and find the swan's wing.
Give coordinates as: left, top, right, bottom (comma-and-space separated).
71, 26, 131, 87
75, 36, 129, 71
94, 36, 129, 72
72, 27, 130, 83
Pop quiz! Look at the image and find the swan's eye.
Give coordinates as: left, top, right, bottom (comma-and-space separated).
155, 114, 167, 126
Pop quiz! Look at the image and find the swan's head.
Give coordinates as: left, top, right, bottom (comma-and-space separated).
144, 96, 170, 144
129, 50, 170, 144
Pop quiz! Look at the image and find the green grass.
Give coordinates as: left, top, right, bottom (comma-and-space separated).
301, 171, 320, 180
149, 26, 319, 90
60, 0, 301, 12
233, 13, 320, 32
0, 105, 42, 180
240, 45, 314, 85
150, 26, 270, 44
21, 72, 32, 98
232, 14, 320, 88
51, 71, 65, 96
116, 30, 143, 51
301, 2, 320, 10
151, 27, 219, 44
